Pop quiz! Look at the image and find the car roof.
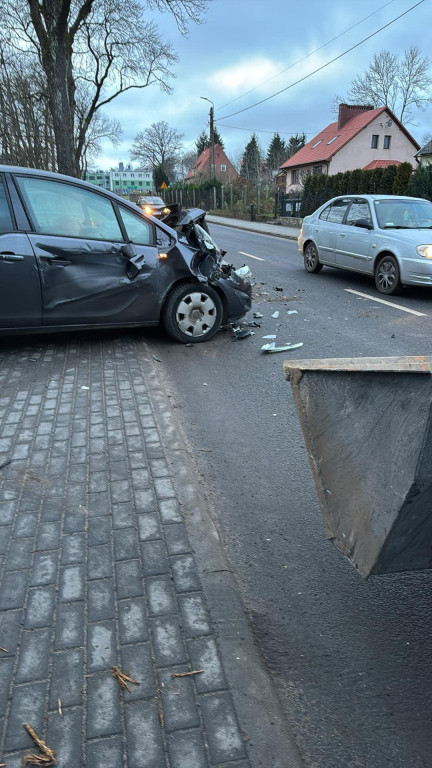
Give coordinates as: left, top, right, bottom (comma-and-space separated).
323, 194, 426, 203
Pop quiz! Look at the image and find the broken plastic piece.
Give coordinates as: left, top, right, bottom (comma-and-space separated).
271, 311, 279, 318
261, 342, 304, 353
287, 310, 298, 315
233, 328, 255, 340
253, 311, 264, 318
235, 265, 252, 279
245, 321, 261, 327
262, 335, 277, 339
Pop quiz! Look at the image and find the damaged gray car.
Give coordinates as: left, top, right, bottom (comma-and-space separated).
0, 166, 252, 343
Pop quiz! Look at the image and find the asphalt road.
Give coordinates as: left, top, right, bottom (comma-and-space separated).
144, 223, 432, 768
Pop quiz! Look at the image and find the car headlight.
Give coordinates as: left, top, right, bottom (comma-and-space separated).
417, 245, 432, 259
144, 205, 152, 214
163, 207, 170, 214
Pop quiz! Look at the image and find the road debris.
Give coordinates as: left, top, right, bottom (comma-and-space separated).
23, 724, 56, 766
232, 327, 255, 341
271, 311, 279, 318
112, 666, 140, 693
159, 708, 165, 727
81, 386, 89, 390
253, 311, 263, 318
287, 310, 298, 315
0, 647, 8, 653
274, 286, 284, 291
152, 355, 162, 362
261, 342, 304, 353
57, 699, 62, 718
171, 670, 204, 678
262, 335, 276, 340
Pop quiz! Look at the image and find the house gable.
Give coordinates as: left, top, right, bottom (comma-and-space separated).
185, 144, 238, 183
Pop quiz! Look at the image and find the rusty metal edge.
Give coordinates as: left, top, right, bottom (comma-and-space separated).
283, 356, 432, 380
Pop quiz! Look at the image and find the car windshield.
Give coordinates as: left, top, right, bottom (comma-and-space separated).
141, 197, 164, 205
374, 199, 432, 229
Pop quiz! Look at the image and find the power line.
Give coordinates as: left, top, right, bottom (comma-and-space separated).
214, 0, 425, 123
215, 0, 398, 113
217, 123, 316, 136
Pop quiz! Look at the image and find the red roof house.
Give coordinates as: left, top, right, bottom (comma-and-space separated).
279, 104, 420, 193
185, 144, 239, 184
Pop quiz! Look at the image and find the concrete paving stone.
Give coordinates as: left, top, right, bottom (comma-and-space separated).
112, 502, 135, 529
178, 594, 211, 637
138, 404, 152, 416
187, 637, 227, 694
33, 435, 51, 451
109, 460, 130, 482
0, 527, 12, 556
40, 499, 63, 523
89, 454, 108, 474
137, 513, 160, 542
25, 586, 56, 629
154, 476, 176, 499
128, 452, 148, 470
47, 705, 82, 768
120, 642, 155, 700
130, 468, 151, 489
0, 501, 15, 525
86, 735, 124, 768
16, 627, 51, 683
166, 728, 209, 768
107, 444, 129, 463
87, 621, 117, 672
88, 472, 109, 494
125, 423, 141, 437
47, 456, 69, 477
52, 440, 69, 456
110, 480, 132, 504
115, 560, 144, 599
1, 609, 22, 655
88, 579, 116, 621
0, 751, 28, 768
146, 575, 177, 617
66, 484, 87, 507
124, 699, 166, 768
107, 418, 122, 432
6, 538, 34, 571
87, 675, 121, 739
0, 657, 14, 701
4, 680, 47, 752
49, 649, 84, 708
63, 505, 87, 533
37, 421, 53, 435
0, 571, 28, 610
61, 533, 86, 565
107, 431, 124, 448
164, 524, 191, 557
13, 511, 38, 539
149, 459, 170, 478
171, 555, 201, 593
37, 521, 61, 551
118, 598, 149, 644
59, 564, 85, 602
71, 432, 87, 449
55, 602, 85, 649
134, 486, 157, 515
159, 498, 183, 524
158, 666, 200, 732
141, 540, 170, 576
152, 616, 187, 667
88, 517, 111, 546
11, 443, 31, 459
142, 428, 159, 444
31, 551, 58, 586
87, 492, 110, 517
200, 692, 247, 764
88, 438, 106, 457
88, 545, 113, 580
113, 527, 139, 561
90, 423, 106, 439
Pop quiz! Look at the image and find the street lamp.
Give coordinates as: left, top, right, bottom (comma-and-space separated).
200, 96, 215, 181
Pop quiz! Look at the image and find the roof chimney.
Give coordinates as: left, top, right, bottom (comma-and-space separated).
338, 103, 374, 130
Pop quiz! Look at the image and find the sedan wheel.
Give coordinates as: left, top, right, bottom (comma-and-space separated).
375, 255, 401, 295
162, 282, 223, 343
304, 242, 323, 273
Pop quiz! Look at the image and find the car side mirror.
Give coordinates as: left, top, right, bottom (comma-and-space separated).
354, 218, 373, 230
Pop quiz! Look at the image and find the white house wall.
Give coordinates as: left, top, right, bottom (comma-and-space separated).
329, 120, 417, 174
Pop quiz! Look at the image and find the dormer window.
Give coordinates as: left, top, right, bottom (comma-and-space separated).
326, 135, 339, 145
311, 140, 322, 149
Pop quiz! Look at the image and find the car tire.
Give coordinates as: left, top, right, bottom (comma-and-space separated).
304, 242, 323, 273
162, 282, 223, 343
374, 254, 401, 295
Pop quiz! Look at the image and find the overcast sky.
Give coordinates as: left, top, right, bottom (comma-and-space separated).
96, 0, 431, 170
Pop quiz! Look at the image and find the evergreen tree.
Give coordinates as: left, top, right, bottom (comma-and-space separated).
286, 132, 306, 158
371, 167, 384, 193
240, 134, 262, 183
407, 165, 432, 201
154, 163, 170, 189
195, 127, 224, 156
267, 132, 287, 173
380, 165, 398, 194
392, 162, 414, 196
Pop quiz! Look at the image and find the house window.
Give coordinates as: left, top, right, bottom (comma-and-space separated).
292, 169, 300, 184
311, 140, 322, 149
220, 164, 226, 172
384, 135, 391, 150
371, 135, 379, 149
326, 135, 339, 145
313, 165, 322, 175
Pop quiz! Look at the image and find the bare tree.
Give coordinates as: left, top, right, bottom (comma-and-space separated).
130, 121, 184, 181
347, 47, 432, 124
0, 0, 208, 175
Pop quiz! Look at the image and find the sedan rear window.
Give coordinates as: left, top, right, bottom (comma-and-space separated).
15, 176, 123, 241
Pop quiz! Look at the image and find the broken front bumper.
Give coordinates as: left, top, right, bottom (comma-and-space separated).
218, 271, 252, 323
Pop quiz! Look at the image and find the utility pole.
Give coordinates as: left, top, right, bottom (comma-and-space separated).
200, 97, 215, 181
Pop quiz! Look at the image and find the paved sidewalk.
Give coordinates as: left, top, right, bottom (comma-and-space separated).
206, 215, 301, 241
0, 332, 302, 768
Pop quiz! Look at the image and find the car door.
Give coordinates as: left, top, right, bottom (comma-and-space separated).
335, 199, 374, 273
14, 174, 160, 327
0, 175, 42, 328
314, 199, 351, 265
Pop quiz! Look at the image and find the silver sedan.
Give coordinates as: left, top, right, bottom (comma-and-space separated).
298, 194, 432, 295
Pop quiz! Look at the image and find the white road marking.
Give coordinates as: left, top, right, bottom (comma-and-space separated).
345, 288, 428, 317
238, 250, 265, 262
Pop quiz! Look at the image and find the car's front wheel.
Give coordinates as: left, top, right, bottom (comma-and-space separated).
162, 282, 223, 343
304, 242, 323, 273
374, 254, 401, 295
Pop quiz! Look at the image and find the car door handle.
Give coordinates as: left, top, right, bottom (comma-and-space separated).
339, 233, 346, 238
39, 255, 72, 266
0, 252, 24, 261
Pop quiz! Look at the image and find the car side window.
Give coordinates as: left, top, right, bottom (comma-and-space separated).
120, 207, 152, 246
345, 201, 372, 226
15, 176, 123, 241
0, 178, 14, 233
318, 205, 331, 221
326, 200, 350, 223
